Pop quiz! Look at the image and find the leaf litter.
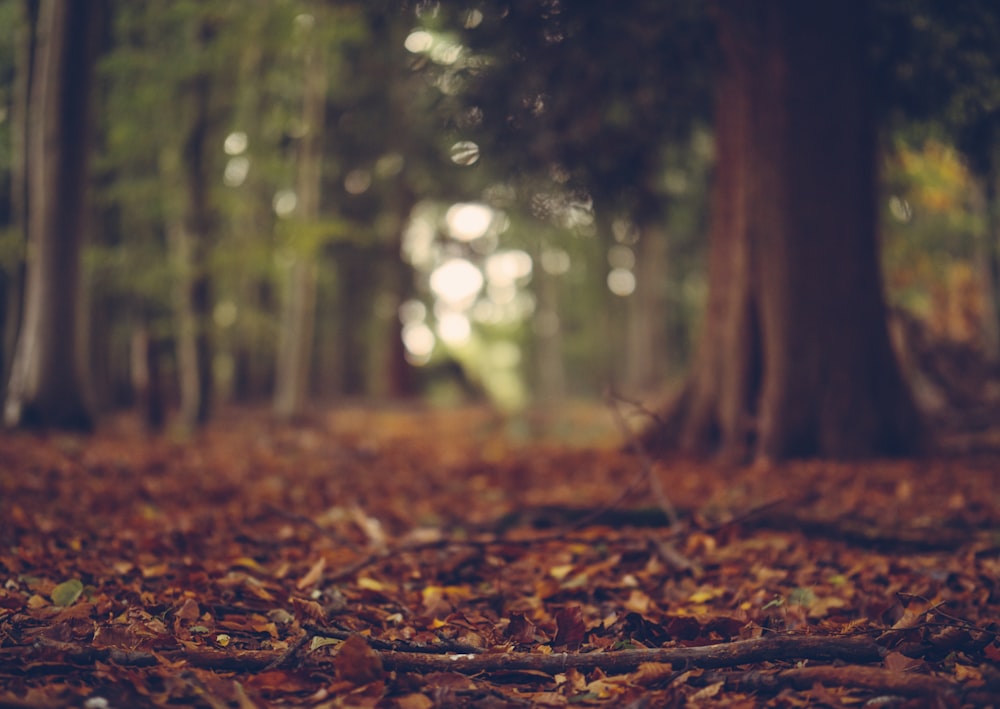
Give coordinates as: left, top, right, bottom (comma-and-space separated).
1, 405, 999, 707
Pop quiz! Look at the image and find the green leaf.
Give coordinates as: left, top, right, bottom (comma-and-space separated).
789, 587, 817, 607
51, 579, 84, 607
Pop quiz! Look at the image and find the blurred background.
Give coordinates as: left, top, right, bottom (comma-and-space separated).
0, 0, 997, 433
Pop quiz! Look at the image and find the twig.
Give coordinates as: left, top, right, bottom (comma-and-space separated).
302, 623, 488, 655
606, 389, 680, 528
605, 390, 670, 431
261, 630, 311, 671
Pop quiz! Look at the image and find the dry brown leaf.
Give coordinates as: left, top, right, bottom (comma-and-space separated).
333, 634, 385, 686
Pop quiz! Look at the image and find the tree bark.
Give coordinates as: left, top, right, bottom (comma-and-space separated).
645, 0, 922, 461
4, 0, 99, 430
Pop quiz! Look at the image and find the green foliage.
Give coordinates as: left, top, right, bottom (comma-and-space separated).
874, 0, 1000, 173
882, 136, 984, 323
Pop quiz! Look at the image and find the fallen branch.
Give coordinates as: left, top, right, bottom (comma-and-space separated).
379, 634, 883, 675
2, 633, 883, 676
0, 641, 277, 674
607, 389, 680, 528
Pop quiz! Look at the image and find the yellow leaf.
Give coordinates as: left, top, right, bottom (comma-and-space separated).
549, 565, 574, 580
688, 590, 715, 604
954, 665, 982, 682
395, 693, 434, 709
232, 556, 263, 571
356, 576, 384, 592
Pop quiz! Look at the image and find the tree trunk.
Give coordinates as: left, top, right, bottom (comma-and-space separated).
166, 22, 217, 431
161, 66, 213, 430
4, 0, 99, 430
533, 260, 567, 402
130, 324, 165, 431
2, 0, 37, 396
645, 0, 922, 461
274, 24, 326, 421
624, 221, 670, 393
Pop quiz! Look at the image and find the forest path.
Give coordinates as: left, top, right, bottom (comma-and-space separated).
1, 406, 998, 706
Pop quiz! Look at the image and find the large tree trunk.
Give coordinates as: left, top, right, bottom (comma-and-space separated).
646, 0, 922, 461
4, 0, 99, 430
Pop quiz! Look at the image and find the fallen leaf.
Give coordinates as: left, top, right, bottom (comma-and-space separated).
553, 606, 586, 650
295, 557, 326, 590
334, 634, 385, 685
50, 579, 83, 607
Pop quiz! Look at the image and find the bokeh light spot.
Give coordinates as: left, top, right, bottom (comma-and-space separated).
224, 157, 249, 187
450, 141, 480, 166
437, 311, 471, 345
273, 190, 297, 218
404, 30, 433, 53
430, 258, 483, 306
344, 169, 372, 195
446, 203, 493, 241
224, 131, 248, 156
607, 268, 636, 296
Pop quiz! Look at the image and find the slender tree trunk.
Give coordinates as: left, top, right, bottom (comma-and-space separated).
230, 46, 276, 402
3, 0, 37, 395
624, 221, 670, 393
274, 27, 326, 420
4, 0, 99, 430
324, 246, 374, 397
534, 260, 567, 402
645, 0, 922, 461
166, 22, 217, 431
131, 323, 165, 431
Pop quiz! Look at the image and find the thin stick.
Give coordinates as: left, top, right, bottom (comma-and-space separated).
606, 390, 679, 527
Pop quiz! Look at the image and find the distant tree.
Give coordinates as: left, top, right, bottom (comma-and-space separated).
167, 17, 222, 430
4, 0, 102, 430
643, 0, 922, 461
274, 7, 327, 421
0, 0, 35, 393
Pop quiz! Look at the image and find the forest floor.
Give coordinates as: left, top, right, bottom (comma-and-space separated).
1, 403, 999, 708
